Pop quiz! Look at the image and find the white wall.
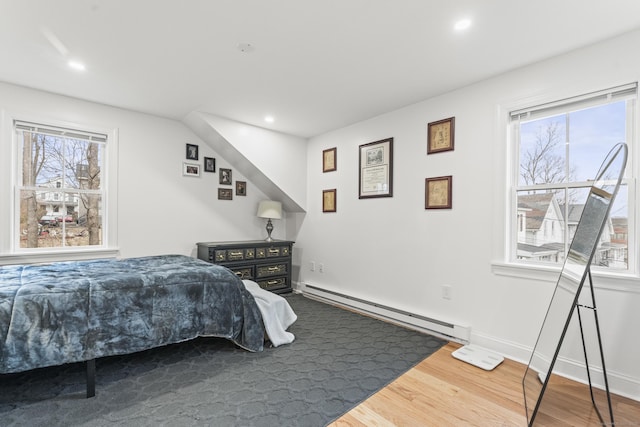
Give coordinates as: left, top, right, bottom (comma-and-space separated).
0, 82, 280, 260
296, 29, 640, 399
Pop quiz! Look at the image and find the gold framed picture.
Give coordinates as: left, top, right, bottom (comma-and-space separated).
425, 176, 452, 209
323, 147, 337, 172
427, 117, 455, 154
358, 137, 393, 199
323, 189, 336, 212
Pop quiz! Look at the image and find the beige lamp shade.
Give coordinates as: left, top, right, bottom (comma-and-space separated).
257, 200, 282, 219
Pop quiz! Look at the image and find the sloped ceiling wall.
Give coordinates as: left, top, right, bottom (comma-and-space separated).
183, 111, 307, 213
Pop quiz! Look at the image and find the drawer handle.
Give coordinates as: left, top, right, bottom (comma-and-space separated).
268, 248, 279, 254
266, 280, 278, 285
268, 266, 280, 271
229, 251, 242, 256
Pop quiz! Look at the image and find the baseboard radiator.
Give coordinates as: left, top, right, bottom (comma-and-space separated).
302, 284, 470, 344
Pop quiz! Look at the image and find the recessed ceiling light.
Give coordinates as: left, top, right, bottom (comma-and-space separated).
264, 115, 274, 123
454, 18, 472, 31
68, 60, 86, 71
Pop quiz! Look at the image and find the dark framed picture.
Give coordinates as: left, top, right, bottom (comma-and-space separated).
182, 162, 200, 177
427, 117, 455, 154
204, 157, 216, 172
218, 188, 232, 200
358, 137, 393, 199
323, 147, 337, 172
186, 143, 199, 160
219, 168, 232, 185
425, 176, 452, 209
236, 181, 246, 196
323, 189, 336, 213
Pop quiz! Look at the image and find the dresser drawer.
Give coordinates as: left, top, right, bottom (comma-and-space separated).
255, 262, 288, 278
256, 245, 291, 259
228, 266, 254, 280
214, 247, 256, 262
256, 277, 288, 291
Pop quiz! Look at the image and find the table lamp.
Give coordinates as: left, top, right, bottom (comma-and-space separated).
257, 200, 282, 241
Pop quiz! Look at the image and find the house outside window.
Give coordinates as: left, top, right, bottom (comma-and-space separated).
14, 121, 107, 251
510, 84, 637, 271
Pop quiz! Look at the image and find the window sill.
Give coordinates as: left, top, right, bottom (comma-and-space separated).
491, 261, 640, 293
0, 248, 120, 266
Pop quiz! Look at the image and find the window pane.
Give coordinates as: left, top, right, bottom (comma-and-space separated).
65, 139, 102, 190
568, 101, 627, 182
19, 189, 102, 249
519, 115, 567, 186
595, 184, 628, 269
516, 190, 566, 263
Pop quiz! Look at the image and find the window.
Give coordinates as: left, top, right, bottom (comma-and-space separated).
510, 84, 636, 271
14, 121, 107, 251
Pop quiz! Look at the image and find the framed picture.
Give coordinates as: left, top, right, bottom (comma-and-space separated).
427, 117, 455, 154
219, 168, 232, 185
236, 181, 247, 196
425, 176, 452, 209
183, 162, 200, 177
204, 157, 216, 172
218, 188, 233, 200
186, 143, 199, 160
322, 147, 337, 172
323, 189, 336, 212
359, 137, 393, 199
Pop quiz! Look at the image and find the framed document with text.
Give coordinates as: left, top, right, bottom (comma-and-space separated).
359, 138, 393, 199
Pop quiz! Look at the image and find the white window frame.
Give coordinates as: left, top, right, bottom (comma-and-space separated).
0, 112, 119, 265
492, 84, 640, 289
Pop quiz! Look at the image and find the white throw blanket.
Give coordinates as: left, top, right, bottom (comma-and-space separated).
242, 280, 297, 347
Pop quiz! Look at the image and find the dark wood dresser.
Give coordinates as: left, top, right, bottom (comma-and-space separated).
197, 240, 294, 294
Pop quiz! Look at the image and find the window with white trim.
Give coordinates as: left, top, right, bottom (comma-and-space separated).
510, 84, 637, 271
14, 121, 108, 251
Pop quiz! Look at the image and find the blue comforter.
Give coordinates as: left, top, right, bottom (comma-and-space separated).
0, 255, 264, 374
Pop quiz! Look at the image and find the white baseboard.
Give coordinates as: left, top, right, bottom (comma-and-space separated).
471, 331, 640, 402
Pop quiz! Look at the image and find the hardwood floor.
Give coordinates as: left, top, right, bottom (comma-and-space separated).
329, 342, 640, 426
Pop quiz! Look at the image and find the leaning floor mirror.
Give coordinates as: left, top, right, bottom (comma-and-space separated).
522, 142, 628, 426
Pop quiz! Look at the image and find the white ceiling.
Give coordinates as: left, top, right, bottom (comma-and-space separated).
2, 1, 640, 138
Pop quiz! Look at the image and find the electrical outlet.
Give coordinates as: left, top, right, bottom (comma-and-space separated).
319, 263, 324, 273
442, 285, 452, 300
310, 261, 315, 272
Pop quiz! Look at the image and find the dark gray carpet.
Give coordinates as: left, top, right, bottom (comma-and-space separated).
0, 294, 446, 426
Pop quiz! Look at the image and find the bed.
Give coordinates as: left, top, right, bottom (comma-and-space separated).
0, 254, 265, 397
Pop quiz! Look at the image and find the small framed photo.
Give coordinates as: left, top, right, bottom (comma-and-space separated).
219, 168, 232, 185
204, 157, 216, 172
218, 188, 233, 200
186, 143, 199, 160
323, 147, 337, 172
427, 117, 455, 154
236, 181, 247, 196
323, 189, 337, 213
183, 162, 200, 177
359, 137, 393, 199
425, 176, 452, 209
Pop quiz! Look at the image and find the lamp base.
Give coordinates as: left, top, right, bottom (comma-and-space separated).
264, 218, 274, 241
